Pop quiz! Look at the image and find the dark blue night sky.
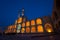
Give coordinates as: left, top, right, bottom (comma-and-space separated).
0, 0, 54, 29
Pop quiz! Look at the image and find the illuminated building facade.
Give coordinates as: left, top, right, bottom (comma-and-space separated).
4, 8, 54, 34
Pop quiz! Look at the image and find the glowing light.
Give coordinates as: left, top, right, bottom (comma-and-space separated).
17, 30, 20, 33
44, 23, 53, 33
17, 17, 22, 23
37, 25, 44, 32
17, 24, 21, 33
14, 25, 16, 28
22, 23, 25, 27
26, 27, 30, 33
13, 29, 16, 33
21, 28, 25, 33
7, 25, 13, 33
17, 24, 21, 30
31, 26, 36, 33
26, 21, 30, 27
47, 29, 52, 33
36, 18, 42, 25
12, 25, 16, 29
31, 20, 35, 25
8, 25, 12, 30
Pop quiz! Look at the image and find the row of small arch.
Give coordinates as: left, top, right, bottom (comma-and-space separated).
5, 23, 53, 33
17, 18, 42, 27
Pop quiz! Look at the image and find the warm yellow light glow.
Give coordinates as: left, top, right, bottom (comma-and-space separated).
12, 25, 16, 29
8, 25, 16, 33
36, 18, 42, 25
22, 23, 25, 27
31, 26, 36, 33
13, 29, 16, 33
14, 25, 16, 28
47, 29, 52, 32
37, 25, 44, 32
31, 20, 35, 25
17, 17, 22, 24
7, 25, 16, 33
8, 25, 12, 30
46, 28, 53, 33
17, 30, 20, 33
26, 27, 30, 33
21, 28, 25, 33
17, 24, 21, 30
7, 25, 13, 33
44, 23, 53, 33
26, 21, 30, 27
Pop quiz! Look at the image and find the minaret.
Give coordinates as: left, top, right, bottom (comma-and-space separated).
22, 8, 24, 17
22, 8, 27, 22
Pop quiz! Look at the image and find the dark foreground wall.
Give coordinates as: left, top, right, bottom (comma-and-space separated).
0, 33, 60, 40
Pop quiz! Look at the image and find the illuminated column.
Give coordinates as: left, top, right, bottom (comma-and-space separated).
36, 18, 44, 33
21, 22, 25, 33
12, 25, 16, 33
7, 25, 13, 33
17, 24, 21, 33
26, 21, 30, 33
31, 26, 36, 33
31, 20, 36, 33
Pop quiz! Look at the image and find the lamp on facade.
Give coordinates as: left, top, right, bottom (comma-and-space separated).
44, 23, 53, 33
